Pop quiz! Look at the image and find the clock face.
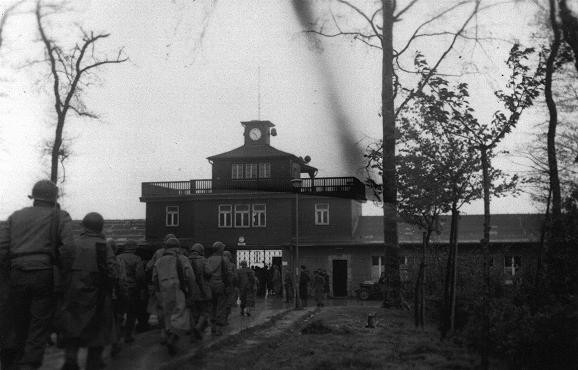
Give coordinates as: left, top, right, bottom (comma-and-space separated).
249, 128, 262, 141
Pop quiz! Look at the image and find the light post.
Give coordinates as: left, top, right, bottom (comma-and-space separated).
290, 178, 302, 309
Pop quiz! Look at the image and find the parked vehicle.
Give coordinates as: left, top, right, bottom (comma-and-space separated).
355, 280, 384, 300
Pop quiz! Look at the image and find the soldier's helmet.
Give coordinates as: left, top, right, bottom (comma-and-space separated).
82, 212, 104, 233
165, 237, 180, 248
190, 243, 204, 255
29, 180, 58, 203
123, 239, 138, 253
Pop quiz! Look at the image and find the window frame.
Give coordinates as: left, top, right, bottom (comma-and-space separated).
245, 163, 258, 179
232, 163, 244, 179
165, 205, 179, 227
218, 204, 233, 228
252, 203, 266, 227
315, 203, 330, 225
259, 162, 271, 178
234, 204, 251, 228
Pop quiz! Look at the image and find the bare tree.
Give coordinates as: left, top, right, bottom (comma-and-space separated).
35, 0, 127, 184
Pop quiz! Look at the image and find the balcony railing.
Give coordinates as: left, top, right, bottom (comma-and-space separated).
141, 177, 366, 200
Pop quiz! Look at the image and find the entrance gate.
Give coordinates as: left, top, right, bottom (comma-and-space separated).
236, 249, 283, 268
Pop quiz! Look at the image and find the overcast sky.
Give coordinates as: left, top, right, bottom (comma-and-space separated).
0, 0, 551, 220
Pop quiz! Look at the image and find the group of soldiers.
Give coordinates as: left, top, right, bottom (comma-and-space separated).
0, 180, 257, 370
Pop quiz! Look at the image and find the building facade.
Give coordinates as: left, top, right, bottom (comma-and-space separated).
140, 120, 541, 297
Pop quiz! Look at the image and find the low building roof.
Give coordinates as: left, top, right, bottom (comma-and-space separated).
354, 214, 543, 244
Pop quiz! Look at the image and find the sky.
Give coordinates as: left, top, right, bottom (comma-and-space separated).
0, 0, 553, 221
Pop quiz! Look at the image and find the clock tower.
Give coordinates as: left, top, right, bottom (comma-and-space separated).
242, 120, 275, 146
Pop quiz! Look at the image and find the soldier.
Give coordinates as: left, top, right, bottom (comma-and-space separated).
299, 265, 311, 307
110, 238, 128, 358
0, 179, 75, 370
222, 250, 238, 325
205, 241, 230, 336
153, 237, 197, 355
116, 240, 145, 343
59, 212, 118, 370
145, 234, 176, 345
283, 266, 293, 303
312, 269, 326, 307
188, 243, 211, 341
271, 264, 282, 297
237, 261, 256, 316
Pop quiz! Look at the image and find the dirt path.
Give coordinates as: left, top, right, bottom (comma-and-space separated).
176, 303, 484, 370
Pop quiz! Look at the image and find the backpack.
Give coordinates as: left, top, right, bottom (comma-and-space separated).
155, 252, 188, 296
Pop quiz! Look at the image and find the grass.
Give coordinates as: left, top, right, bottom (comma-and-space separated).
182, 303, 485, 369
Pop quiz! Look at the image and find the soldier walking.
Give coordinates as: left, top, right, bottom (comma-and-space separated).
205, 241, 230, 336
237, 261, 256, 316
145, 234, 176, 345
223, 250, 238, 325
0, 180, 75, 370
58, 212, 118, 370
115, 240, 145, 343
153, 237, 197, 355
188, 243, 211, 341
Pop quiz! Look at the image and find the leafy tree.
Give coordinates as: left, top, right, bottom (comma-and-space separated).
437, 44, 545, 369
294, 0, 483, 308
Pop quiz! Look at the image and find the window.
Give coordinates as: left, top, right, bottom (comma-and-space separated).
166, 206, 179, 227
315, 203, 329, 225
245, 163, 258, 179
252, 204, 266, 227
504, 255, 522, 276
218, 205, 232, 228
259, 162, 271, 178
234, 204, 250, 227
232, 164, 243, 179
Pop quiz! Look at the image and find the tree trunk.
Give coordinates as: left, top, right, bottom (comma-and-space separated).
50, 117, 65, 183
546, 0, 562, 233
414, 231, 427, 328
449, 207, 459, 334
535, 187, 551, 293
480, 147, 491, 370
381, 0, 401, 309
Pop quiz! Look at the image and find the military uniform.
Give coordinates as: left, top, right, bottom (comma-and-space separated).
0, 180, 75, 369
188, 243, 211, 341
153, 238, 198, 355
237, 261, 256, 316
222, 251, 238, 325
205, 242, 229, 336
58, 212, 118, 370
116, 240, 145, 343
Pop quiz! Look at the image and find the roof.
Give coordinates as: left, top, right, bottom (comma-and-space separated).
207, 144, 295, 160
207, 144, 318, 174
354, 214, 543, 244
